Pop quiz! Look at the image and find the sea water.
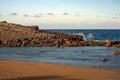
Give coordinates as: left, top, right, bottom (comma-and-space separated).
47, 29, 120, 41
0, 29, 120, 70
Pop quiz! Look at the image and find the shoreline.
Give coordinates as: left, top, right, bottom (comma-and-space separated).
0, 21, 120, 47
1, 58, 120, 72
0, 60, 120, 80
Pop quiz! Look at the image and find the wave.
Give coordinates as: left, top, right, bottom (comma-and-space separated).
87, 33, 94, 40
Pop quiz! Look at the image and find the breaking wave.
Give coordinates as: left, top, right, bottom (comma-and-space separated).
87, 33, 94, 40
73, 33, 95, 40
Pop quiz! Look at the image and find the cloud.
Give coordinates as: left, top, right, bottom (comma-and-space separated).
75, 14, 79, 17
39, 13, 54, 16
96, 15, 100, 18
114, 13, 118, 16
111, 17, 117, 19
11, 13, 18, 16
23, 14, 29, 17
39, 13, 42, 16
48, 13, 54, 15
34, 15, 41, 18
63, 12, 69, 15
114, 13, 120, 16
107, 20, 119, 24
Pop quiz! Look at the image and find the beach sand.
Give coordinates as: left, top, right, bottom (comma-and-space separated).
0, 60, 120, 80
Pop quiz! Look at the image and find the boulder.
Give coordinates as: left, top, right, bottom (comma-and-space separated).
100, 57, 108, 62
105, 39, 111, 47
114, 50, 120, 55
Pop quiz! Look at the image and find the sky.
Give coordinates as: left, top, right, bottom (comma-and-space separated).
0, 0, 120, 29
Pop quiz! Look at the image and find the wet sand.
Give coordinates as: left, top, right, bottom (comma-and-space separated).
0, 60, 120, 80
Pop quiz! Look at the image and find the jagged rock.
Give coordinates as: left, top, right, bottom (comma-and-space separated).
0, 21, 84, 47
56, 44, 60, 48
111, 41, 120, 47
105, 39, 111, 47
0, 21, 120, 47
114, 50, 120, 55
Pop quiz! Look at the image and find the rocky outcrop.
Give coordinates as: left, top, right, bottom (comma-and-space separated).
105, 39, 112, 47
111, 41, 120, 48
105, 39, 120, 47
0, 21, 120, 47
0, 21, 83, 47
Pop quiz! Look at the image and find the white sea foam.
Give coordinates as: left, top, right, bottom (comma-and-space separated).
87, 33, 94, 40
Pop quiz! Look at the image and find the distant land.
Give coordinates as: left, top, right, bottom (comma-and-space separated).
0, 21, 120, 47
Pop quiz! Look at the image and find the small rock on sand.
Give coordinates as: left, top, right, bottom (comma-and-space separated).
100, 57, 108, 62
114, 50, 120, 55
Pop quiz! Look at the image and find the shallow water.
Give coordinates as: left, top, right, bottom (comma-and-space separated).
0, 47, 120, 70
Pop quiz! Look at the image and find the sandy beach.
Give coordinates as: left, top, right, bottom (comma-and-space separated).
0, 60, 120, 80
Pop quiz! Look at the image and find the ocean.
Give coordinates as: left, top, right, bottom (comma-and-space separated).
47, 29, 120, 41
0, 29, 120, 70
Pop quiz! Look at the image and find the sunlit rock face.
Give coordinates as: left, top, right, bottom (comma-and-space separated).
0, 21, 83, 47
0, 21, 120, 47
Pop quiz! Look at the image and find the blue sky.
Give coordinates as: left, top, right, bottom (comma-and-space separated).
0, 0, 120, 29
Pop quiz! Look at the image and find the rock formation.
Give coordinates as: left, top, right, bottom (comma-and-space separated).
0, 21, 83, 47
105, 39, 111, 47
0, 21, 120, 47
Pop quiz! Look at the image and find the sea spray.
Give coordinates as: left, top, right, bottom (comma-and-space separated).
87, 33, 94, 40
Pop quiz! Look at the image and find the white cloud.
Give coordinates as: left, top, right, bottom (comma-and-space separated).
23, 14, 29, 17
96, 15, 100, 18
11, 13, 18, 16
48, 13, 54, 15
111, 17, 117, 19
75, 14, 79, 17
34, 15, 41, 18
63, 12, 69, 15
